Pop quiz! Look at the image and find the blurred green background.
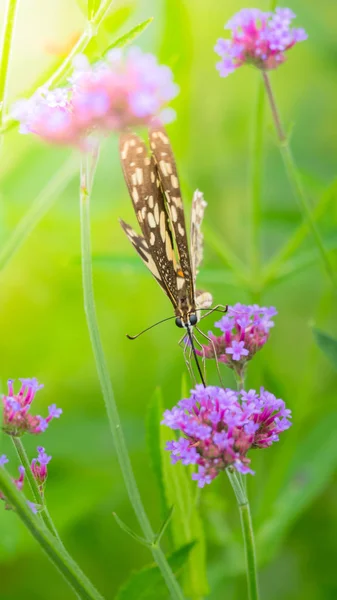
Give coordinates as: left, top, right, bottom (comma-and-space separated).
0, 0, 337, 598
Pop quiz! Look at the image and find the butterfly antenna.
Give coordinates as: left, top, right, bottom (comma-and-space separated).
126, 315, 177, 340
186, 325, 206, 387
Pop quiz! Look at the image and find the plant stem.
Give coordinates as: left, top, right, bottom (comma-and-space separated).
44, 0, 115, 91
262, 72, 336, 287
0, 0, 19, 135
0, 153, 77, 274
234, 368, 246, 392
11, 436, 60, 539
0, 465, 104, 600
227, 469, 259, 600
79, 153, 184, 600
250, 79, 265, 295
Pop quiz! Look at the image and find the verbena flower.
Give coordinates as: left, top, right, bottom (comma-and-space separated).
12, 47, 179, 146
215, 7, 307, 77
2, 378, 62, 437
0, 455, 9, 467
162, 385, 292, 487
198, 304, 277, 372
31, 446, 51, 489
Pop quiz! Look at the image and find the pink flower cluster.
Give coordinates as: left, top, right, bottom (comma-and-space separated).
162, 385, 292, 487
12, 47, 179, 147
2, 378, 62, 437
198, 304, 277, 371
215, 7, 307, 77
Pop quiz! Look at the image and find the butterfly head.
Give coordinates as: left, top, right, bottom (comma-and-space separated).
175, 313, 198, 329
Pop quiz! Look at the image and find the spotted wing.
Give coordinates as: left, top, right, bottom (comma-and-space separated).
190, 189, 207, 285
190, 190, 213, 310
119, 220, 167, 292
149, 125, 195, 309
119, 132, 179, 308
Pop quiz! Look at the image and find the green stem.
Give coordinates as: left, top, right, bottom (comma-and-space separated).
0, 153, 77, 274
79, 153, 184, 600
0, 0, 19, 133
227, 469, 259, 600
250, 80, 265, 295
0, 0, 115, 134
234, 368, 246, 392
0, 466, 104, 600
11, 436, 60, 540
262, 72, 336, 287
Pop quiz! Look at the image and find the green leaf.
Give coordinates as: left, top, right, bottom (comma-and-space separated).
112, 513, 150, 547
256, 412, 337, 563
313, 328, 337, 371
154, 506, 174, 545
84, 5, 134, 61
160, 383, 209, 596
115, 542, 196, 600
106, 17, 153, 52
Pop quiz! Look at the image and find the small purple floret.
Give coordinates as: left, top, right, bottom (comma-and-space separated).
27, 500, 38, 514
0, 455, 9, 467
226, 340, 249, 361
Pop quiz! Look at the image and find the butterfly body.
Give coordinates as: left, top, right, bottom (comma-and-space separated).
119, 125, 212, 332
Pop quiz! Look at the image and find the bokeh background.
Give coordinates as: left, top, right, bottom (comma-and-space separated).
0, 0, 337, 598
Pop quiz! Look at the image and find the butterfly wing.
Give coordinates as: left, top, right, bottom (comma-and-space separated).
190, 189, 207, 285
149, 125, 195, 310
119, 132, 179, 309
119, 219, 168, 293
190, 190, 213, 310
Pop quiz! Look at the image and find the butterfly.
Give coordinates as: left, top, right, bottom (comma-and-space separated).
119, 124, 224, 382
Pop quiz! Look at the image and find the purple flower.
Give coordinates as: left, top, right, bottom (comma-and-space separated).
215, 7, 307, 77
27, 500, 39, 514
31, 446, 52, 488
162, 385, 291, 487
197, 304, 277, 373
0, 455, 9, 467
2, 379, 62, 437
12, 47, 179, 147
15, 466, 25, 491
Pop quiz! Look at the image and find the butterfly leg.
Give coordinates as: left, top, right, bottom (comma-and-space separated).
195, 326, 225, 388
179, 334, 197, 385
199, 303, 228, 321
